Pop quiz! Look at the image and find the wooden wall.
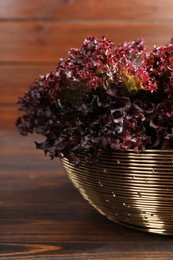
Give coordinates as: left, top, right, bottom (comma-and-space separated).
1, 0, 173, 129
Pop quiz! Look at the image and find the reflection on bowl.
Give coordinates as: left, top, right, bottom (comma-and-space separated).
62, 150, 173, 235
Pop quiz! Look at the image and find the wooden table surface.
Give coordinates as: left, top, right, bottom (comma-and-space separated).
1, 130, 173, 260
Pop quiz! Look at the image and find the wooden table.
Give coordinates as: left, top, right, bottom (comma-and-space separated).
1, 130, 173, 259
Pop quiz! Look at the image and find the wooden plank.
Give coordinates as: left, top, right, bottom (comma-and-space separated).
0, 105, 21, 130
0, 0, 173, 20
0, 65, 55, 104
0, 21, 172, 63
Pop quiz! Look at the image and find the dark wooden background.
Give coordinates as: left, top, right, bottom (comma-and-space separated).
0, 1, 173, 259
0, 0, 173, 129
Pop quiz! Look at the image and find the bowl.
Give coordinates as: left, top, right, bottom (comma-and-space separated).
61, 150, 173, 235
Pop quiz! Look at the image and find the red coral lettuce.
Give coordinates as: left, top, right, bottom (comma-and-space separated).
16, 36, 173, 164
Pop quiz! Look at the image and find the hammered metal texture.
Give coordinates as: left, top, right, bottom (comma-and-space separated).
61, 150, 173, 235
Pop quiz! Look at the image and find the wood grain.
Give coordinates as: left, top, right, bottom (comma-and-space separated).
0, 65, 55, 104
0, 21, 172, 63
0, 0, 173, 20
0, 105, 20, 129
1, 130, 173, 259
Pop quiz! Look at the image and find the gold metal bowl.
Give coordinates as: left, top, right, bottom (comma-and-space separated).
61, 150, 173, 235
